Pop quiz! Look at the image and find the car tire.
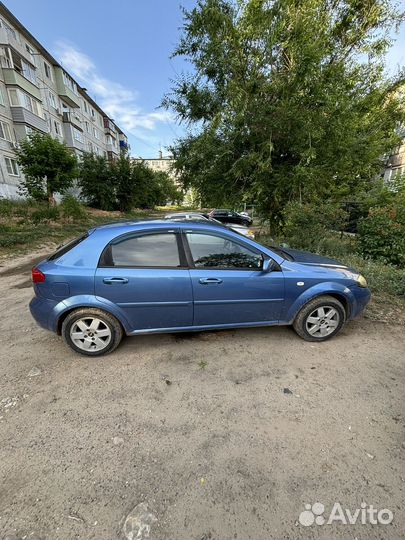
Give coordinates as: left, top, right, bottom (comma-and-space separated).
293, 295, 346, 342
61, 308, 123, 356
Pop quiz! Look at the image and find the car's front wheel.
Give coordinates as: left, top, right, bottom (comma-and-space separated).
293, 295, 346, 342
61, 308, 123, 356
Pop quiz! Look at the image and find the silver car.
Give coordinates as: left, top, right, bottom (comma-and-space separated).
164, 212, 255, 239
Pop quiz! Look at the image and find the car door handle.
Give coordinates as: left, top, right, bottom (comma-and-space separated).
103, 277, 129, 284
199, 278, 223, 285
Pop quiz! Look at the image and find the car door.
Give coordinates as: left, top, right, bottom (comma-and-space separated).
183, 230, 285, 326
95, 230, 193, 331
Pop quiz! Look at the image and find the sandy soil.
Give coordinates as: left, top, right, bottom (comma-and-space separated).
0, 250, 404, 540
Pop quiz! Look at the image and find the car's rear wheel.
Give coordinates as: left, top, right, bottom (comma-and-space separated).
293, 295, 346, 342
61, 308, 123, 356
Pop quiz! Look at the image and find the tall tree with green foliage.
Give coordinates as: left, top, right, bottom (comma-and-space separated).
112, 154, 136, 212
78, 153, 115, 210
16, 133, 77, 205
77, 153, 182, 210
163, 0, 405, 220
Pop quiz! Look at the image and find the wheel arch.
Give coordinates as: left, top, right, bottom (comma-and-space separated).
54, 296, 131, 335
285, 283, 354, 324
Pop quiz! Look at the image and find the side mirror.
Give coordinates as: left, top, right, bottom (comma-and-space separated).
262, 258, 272, 272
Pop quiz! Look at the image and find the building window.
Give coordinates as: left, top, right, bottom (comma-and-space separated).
44, 62, 53, 80
0, 120, 12, 141
49, 91, 57, 109
73, 127, 83, 143
84, 121, 89, 132
62, 71, 78, 95
0, 86, 4, 106
19, 91, 43, 117
21, 60, 36, 84
93, 127, 100, 139
83, 101, 88, 113
5, 157, 19, 176
54, 120, 61, 135
8, 89, 18, 106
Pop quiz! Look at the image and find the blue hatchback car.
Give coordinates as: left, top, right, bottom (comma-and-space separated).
29, 220, 371, 356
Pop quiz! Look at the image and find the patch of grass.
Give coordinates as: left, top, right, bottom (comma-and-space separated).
198, 360, 208, 370
0, 200, 163, 258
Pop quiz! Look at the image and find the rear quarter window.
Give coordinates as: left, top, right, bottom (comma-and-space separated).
48, 233, 88, 261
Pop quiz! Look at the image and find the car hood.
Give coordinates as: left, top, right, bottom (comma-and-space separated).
279, 247, 348, 268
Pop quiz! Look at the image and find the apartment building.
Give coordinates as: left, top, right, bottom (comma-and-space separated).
132, 151, 176, 179
0, 2, 129, 198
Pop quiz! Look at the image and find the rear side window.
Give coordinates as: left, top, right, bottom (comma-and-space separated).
101, 233, 181, 267
48, 233, 88, 261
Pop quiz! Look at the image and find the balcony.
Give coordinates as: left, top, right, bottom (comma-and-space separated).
10, 107, 48, 133
119, 139, 128, 149
106, 143, 119, 155
0, 27, 36, 65
3, 68, 41, 100
62, 111, 82, 130
54, 67, 80, 108
103, 117, 116, 133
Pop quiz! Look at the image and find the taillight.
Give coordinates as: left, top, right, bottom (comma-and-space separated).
32, 267, 46, 283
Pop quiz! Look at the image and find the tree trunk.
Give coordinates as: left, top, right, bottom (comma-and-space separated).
47, 179, 56, 207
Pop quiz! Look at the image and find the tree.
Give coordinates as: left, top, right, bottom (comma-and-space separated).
112, 154, 136, 212
163, 0, 405, 221
78, 153, 115, 210
16, 133, 77, 205
77, 154, 183, 211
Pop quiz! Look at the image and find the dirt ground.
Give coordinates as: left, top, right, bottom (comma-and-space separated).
0, 249, 404, 540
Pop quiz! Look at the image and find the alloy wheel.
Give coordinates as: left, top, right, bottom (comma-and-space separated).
305, 306, 340, 338
70, 317, 112, 352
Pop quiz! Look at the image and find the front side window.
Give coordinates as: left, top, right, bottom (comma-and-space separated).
186, 233, 262, 269
103, 233, 181, 267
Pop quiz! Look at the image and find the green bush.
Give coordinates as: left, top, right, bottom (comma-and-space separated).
60, 194, 86, 220
281, 201, 349, 253
31, 206, 59, 224
0, 199, 13, 217
357, 206, 404, 266
337, 253, 404, 297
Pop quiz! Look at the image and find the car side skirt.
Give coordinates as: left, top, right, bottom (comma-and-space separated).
127, 319, 280, 335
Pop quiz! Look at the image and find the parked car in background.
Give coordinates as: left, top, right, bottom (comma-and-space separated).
209, 209, 253, 227
30, 220, 371, 356
164, 212, 255, 239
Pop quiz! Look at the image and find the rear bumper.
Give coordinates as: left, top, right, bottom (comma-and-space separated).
29, 296, 60, 332
349, 286, 371, 319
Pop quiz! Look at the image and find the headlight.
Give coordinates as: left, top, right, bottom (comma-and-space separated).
357, 274, 368, 288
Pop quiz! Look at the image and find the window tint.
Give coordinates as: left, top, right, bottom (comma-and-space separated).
186, 233, 262, 269
110, 233, 181, 267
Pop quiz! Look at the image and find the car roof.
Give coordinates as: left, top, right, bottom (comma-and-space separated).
91, 219, 224, 232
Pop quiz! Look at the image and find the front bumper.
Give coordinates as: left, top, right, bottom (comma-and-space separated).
349, 286, 371, 319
